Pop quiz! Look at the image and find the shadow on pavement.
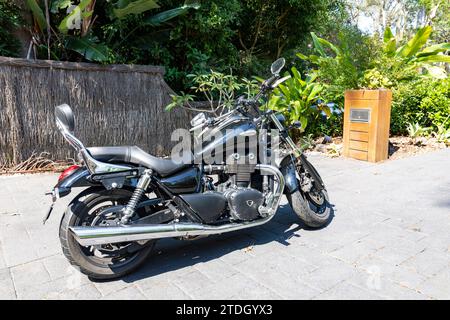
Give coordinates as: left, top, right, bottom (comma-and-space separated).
102, 204, 335, 284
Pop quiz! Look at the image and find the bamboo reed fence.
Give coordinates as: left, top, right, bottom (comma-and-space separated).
0, 56, 191, 167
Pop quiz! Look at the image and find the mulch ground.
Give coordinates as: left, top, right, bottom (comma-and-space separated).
307, 136, 449, 160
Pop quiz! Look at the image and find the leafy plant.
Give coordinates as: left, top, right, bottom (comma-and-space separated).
406, 122, 431, 139
0, 1, 23, 57
432, 123, 450, 145
26, 0, 47, 33
24, 0, 200, 63
296, 26, 450, 138
65, 36, 110, 62
299, 133, 315, 151
166, 70, 259, 116
268, 66, 330, 137
362, 26, 450, 88
391, 77, 450, 135
297, 29, 379, 105
112, 0, 161, 19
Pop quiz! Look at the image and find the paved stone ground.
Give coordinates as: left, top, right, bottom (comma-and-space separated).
0, 149, 449, 300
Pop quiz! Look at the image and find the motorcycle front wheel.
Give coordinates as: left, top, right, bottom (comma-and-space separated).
287, 187, 331, 228
59, 188, 155, 280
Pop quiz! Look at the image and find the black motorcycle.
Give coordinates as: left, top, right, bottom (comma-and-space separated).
45, 58, 331, 279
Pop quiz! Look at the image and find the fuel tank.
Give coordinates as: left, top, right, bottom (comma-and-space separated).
193, 115, 258, 164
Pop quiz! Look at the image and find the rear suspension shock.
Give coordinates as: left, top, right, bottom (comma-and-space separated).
121, 169, 153, 224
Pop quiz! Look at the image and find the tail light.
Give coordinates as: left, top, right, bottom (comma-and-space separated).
58, 165, 80, 182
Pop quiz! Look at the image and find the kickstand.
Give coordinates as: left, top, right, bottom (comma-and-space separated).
42, 202, 54, 225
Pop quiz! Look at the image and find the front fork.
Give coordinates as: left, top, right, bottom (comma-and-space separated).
297, 154, 325, 192
281, 154, 325, 196
269, 113, 325, 193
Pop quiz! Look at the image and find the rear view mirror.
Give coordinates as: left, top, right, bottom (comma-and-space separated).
55, 104, 75, 133
271, 58, 285, 75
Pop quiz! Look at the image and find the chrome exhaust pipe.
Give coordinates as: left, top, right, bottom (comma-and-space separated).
70, 164, 285, 247
71, 217, 272, 246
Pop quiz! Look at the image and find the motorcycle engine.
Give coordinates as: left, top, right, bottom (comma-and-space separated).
224, 187, 264, 221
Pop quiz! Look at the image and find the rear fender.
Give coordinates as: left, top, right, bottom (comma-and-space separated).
53, 167, 99, 198
54, 167, 143, 198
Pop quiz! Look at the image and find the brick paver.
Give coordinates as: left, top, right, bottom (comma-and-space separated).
0, 149, 449, 299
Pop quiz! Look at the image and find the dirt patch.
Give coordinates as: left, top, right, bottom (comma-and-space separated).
306, 136, 448, 160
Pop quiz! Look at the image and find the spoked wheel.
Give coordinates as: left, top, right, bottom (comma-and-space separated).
59, 188, 156, 280
287, 165, 332, 228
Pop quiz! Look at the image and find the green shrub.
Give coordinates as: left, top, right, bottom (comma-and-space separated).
391, 78, 450, 135
296, 29, 380, 137
297, 26, 450, 138
268, 67, 331, 139
432, 124, 450, 145
297, 28, 380, 108
166, 69, 259, 116
316, 112, 343, 137
406, 122, 432, 139
0, 1, 22, 57
361, 27, 450, 89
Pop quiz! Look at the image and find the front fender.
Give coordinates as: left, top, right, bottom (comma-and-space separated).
279, 155, 299, 194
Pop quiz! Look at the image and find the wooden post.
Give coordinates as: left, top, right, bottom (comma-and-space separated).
343, 89, 392, 162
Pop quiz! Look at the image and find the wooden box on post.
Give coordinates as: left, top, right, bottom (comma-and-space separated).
343, 89, 392, 162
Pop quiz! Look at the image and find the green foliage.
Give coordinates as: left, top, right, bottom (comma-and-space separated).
295, 25, 449, 138
166, 70, 259, 116
299, 133, 314, 150
406, 122, 431, 139
58, 0, 94, 34
15, 0, 347, 91
144, 0, 200, 26
428, 0, 450, 45
64, 36, 110, 62
268, 67, 330, 137
112, 0, 160, 19
316, 112, 343, 137
362, 26, 450, 88
297, 27, 380, 110
51, 0, 72, 14
362, 68, 393, 89
432, 123, 450, 145
26, 0, 47, 32
0, 1, 23, 57
294, 27, 378, 137
24, 0, 200, 63
391, 78, 450, 135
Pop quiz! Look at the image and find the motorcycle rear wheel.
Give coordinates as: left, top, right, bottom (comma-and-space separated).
59, 188, 155, 280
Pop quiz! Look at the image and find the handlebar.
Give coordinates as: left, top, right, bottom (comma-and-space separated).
235, 74, 280, 116
192, 73, 289, 130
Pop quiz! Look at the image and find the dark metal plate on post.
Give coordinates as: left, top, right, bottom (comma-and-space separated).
350, 108, 370, 123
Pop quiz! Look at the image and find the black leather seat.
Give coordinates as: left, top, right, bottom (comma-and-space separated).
87, 146, 191, 177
